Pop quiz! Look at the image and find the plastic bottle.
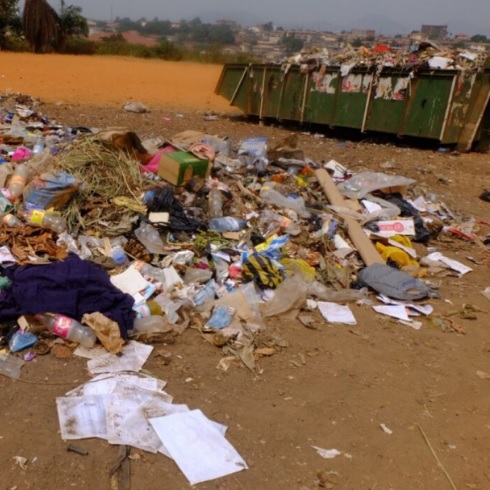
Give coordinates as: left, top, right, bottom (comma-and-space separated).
32, 135, 45, 154
2, 213, 22, 227
208, 188, 224, 219
133, 300, 163, 318
25, 209, 66, 234
35, 313, 96, 348
8, 164, 28, 200
134, 222, 166, 254
209, 217, 247, 232
133, 260, 167, 283
132, 315, 168, 334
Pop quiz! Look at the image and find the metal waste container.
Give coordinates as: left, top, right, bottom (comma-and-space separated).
215, 58, 490, 152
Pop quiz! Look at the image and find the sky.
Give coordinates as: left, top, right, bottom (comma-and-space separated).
19, 1, 490, 35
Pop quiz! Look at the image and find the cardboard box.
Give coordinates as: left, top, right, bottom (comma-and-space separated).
157, 151, 210, 186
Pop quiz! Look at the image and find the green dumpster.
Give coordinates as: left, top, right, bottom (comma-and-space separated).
215, 58, 490, 152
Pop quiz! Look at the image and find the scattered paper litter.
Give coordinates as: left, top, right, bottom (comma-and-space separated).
318, 302, 357, 325
376, 295, 433, 315
312, 446, 342, 459
380, 423, 393, 435
87, 340, 153, 374
426, 252, 472, 276
13, 456, 28, 470
74, 345, 108, 360
149, 409, 247, 485
110, 265, 150, 296
373, 305, 410, 322
375, 219, 415, 237
481, 287, 490, 301
56, 395, 109, 440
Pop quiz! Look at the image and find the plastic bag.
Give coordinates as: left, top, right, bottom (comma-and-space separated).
308, 281, 369, 302
357, 263, 435, 301
23, 171, 79, 210
82, 312, 124, 355
337, 172, 416, 200
265, 274, 309, 317
260, 183, 310, 218
9, 330, 37, 352
242, 254, 284, 289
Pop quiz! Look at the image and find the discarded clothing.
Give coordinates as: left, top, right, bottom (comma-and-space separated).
0, 254, 135, 338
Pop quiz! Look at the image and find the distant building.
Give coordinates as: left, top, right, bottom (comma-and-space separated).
350, 29, 376, 39
454, 33, 471, 41
421, 25, 448, 40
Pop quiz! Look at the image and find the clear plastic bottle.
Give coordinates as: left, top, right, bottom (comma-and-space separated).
209, 217, 247, 232
25, 209, 66, 234
33, 135, 45, 154
208, 188, 224, 219
132, 315, 168, 334
133, 300, 163, 318
1, 213, 22, 227
8, 164, 29, 200
35, 313, 96, 348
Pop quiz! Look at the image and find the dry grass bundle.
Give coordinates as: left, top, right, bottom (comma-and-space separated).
57, 136, 146, 231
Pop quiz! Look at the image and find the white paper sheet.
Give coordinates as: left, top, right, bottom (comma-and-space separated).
0, 246, 16, 265
56, 395, 110, 440
110, 265, 150, 296
361, 200, 382, 214
372, 305, 410, 322
426, 252, 472, 276
317, 302, 357, 325
106, 395, 165, 453
149, 410, 247, 485
87, 341, 153, 374
377, 295, 433, 316
66, 372, 165, 397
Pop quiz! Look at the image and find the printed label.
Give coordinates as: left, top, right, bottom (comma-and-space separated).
52, 316, 73, 338
29, 209, 45, 227
9, 175, 26, 186
133, 304, 151, 318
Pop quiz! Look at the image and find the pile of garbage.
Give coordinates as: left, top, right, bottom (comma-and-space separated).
285, 41, 488, 73
0, 92, 487, 479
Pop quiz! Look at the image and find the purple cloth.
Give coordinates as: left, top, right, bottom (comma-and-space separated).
0, 254, 135, 338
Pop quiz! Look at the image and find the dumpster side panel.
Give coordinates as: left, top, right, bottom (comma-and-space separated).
247, 65, 266, 117
442, 72, 476, 143
401, 74, 455, 138
215, 64, 250, 112
262, 66, 285, 118
332, 72, 371, 128
365, 75, 409, 133
278, 68, 305, 121
304, 69, 339, 125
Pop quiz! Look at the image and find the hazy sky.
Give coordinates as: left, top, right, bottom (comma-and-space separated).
21, 1, 490, 34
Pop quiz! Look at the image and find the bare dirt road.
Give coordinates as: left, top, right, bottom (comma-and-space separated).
1, 53, 490, 490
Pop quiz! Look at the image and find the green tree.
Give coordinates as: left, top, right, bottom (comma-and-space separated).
352, 37, 363, 47
281, 34, 304, 55
0, 0, 21, 46
59, 3, 88, 36
471, 34, 487, 43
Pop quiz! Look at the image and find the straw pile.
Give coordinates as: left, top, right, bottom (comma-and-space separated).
57, 136, 145, 231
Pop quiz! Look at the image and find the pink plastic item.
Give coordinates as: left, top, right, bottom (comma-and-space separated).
11, 147, 32, 161
140, 146, 176, 174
